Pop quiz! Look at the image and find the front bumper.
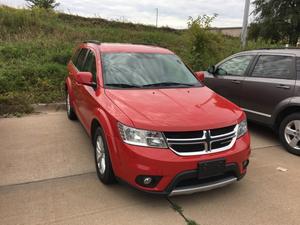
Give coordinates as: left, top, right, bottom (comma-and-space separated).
169, 176, 237, 196
112, 132, 250, 195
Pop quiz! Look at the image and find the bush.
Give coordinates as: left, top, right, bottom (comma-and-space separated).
0, 93, 33, 116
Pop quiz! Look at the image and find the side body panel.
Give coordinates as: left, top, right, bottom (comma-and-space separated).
240, 54, 296, 125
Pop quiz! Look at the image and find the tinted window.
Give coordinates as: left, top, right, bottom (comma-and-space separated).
252, 55, 294, 79
216, 55, 253, 76
102, 53, 200, 88
71, 48, 80, 64
82, 51, 97, 82
75, 48, 88, 71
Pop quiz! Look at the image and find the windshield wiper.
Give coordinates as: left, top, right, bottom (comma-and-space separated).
106, 83, 141, 88
141, 82, 197, 87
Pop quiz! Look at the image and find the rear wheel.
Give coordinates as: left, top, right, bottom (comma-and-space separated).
279, 113, 300, 156
93, 127, 116, 184
66, 91, 77, 120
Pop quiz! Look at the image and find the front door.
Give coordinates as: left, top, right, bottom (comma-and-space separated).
77, 49, 99, 127
204, 55, 254, 106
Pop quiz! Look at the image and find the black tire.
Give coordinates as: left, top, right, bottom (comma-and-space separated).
279, 113, 300, 156
93, 126, 116, 184
66, 91, 77, 120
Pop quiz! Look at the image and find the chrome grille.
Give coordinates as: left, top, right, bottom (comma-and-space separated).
164, 125, 237, 156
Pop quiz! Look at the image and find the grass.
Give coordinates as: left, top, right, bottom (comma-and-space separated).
167, 198, 200, 225
0, 6, 278, 115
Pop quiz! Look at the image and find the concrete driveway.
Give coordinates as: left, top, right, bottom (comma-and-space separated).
0, 111, 299, 225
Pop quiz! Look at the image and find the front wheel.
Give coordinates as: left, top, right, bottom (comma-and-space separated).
279, 113, 300, 156
93, 127, 116, 184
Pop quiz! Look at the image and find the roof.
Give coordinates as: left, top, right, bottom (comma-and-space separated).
210, 27, 242, 30
237, 48, 300, 57
85, 42, 174, 54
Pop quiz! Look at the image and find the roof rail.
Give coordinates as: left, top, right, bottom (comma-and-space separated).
258, 47, 300, 50
131, 42, 168, 48
83, 40, 101, 45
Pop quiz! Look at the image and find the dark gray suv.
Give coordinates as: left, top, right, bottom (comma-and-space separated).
202, 49, 300, 155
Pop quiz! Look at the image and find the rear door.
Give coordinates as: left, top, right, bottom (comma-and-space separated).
240, 54, 296, 124
204, 55, 254, 105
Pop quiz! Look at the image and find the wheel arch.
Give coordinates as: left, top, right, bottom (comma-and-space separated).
90, 109, 120, 176
274, 105, 300, 130
91, 119, 101, 142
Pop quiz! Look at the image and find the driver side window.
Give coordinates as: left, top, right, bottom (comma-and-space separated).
216, 55, 253, 76
82, 50, 97, 83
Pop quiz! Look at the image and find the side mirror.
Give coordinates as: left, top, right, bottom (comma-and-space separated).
76, 71, 96, 88
194, 71, 205, 82
207, 65, 215, 74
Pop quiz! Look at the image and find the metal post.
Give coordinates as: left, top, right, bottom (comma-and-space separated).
156, 8, 158, 27
241, 0, 250, 48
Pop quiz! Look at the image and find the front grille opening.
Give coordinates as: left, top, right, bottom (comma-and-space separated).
211, 138, 232, 149
170, 143, 205, 152
165, 124, 237, 155
175, 172, 236, 188
210, 125, 235, 136
164, 131, 203, 139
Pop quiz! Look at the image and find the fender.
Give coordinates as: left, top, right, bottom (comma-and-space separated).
272, 97, 300, 126
91, 107, 122, 176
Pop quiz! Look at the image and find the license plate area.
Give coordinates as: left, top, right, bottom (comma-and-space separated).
198, 159, 226, 179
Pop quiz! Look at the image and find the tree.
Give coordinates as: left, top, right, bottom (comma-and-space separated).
185, 14, 222, 70
26, 0, 60, 10
250, 0, 300, 45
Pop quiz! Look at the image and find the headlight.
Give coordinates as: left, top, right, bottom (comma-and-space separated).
237, 120, 247, 138
118, 123, 167, 148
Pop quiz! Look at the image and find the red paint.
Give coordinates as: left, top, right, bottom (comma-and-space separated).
194, 71, 205, 82
66, 43, 250, 193
75, 71, 93, 85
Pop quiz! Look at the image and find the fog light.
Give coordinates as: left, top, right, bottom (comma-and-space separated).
135, 175, 162, 188
143, 177, 152, 185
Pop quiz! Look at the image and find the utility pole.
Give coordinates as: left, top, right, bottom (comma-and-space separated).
155, 8, 158, 27
241, 0, 250, 48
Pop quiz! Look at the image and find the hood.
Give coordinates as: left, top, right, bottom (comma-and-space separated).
105, 86, 243, 131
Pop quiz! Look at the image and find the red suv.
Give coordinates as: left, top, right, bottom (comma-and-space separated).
65, 41, 250, 196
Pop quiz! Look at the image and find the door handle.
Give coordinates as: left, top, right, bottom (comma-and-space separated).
276, 84, 290, 89
231, 80, 241, 84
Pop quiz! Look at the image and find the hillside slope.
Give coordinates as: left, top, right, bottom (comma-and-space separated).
0, 6, 273, 115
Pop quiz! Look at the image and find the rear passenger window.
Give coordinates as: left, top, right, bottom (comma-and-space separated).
75, 48, 88, 71
82, 51, 97, 82
251, 55, 294, 79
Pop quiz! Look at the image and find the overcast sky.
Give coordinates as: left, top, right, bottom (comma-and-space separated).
1, 0, 255, 29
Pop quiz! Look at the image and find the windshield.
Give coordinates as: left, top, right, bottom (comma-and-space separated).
102, 53, 201, 88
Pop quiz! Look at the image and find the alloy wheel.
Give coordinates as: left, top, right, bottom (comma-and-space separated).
96, 135, 106, 174
66, 93, 71, 115
284, 120, 300, 150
